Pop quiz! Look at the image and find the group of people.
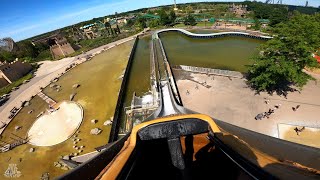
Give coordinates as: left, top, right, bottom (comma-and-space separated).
255, 98, 282, 120
292, 105, 300, 111
255, 104, 281, 120
186, 84, 201, 95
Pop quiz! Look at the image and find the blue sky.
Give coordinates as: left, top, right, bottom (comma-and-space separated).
1, 0, 319, 41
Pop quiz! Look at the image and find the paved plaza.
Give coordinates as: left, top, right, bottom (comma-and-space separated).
175, 69, 320, 142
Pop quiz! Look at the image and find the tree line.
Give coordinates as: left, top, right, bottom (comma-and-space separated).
247, 12, 320, 95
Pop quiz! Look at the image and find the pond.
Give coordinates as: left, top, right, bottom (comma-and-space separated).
159, 31, 264, 72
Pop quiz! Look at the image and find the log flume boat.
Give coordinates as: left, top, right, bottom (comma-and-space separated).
60, 114, 320, 180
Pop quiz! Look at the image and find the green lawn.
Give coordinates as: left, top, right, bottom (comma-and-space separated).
0, 73, 34, 97
196, 22, 214, 27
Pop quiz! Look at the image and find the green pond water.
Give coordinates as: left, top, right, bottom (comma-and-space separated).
159, 31, 264, 72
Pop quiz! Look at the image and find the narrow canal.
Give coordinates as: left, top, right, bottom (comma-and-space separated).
117, 31, 265, 131
118, 35, 151, 132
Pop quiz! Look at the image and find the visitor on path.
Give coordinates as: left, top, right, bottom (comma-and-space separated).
255, 113, 263, 120
195, 84, 199, 90
186, 90, 190, 95
294, 127, 300, 135
296, 105, 300, 110
274, 104, 281, 109
294, 126, 305, 135
264, 99, 270, 104
292, 107, 296, 111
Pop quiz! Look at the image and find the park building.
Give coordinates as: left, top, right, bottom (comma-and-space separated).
229, 3, 248, 18
0, 60, 32, 88
47, 36, 75, 59
80, 24, 99, 39
32, 33, 75, 60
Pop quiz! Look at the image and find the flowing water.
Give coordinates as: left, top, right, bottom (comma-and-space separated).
118, 36, 151, 130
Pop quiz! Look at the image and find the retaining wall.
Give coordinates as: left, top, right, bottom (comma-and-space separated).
108, 37, 139, 143
154, 28, 272, 40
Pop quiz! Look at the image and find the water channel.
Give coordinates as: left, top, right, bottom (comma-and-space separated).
117, 31, 265, 130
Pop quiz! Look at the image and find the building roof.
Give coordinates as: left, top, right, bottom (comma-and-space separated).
315, 55, 320, 63
140, 14, 160, 19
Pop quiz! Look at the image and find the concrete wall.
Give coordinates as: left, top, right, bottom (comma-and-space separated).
0, 61, 32, 83
108, 37, 139, 143
60, 43, 75, 55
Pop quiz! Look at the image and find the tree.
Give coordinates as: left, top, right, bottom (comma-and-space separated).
116, 24, 121, 34
269, 7, 288, 27
185, 5, 193, 14
0, 51, 15, 62
247, 13, 320, 94
149, 19, 160, 28
104, 22, 112, 36
126, 19, 135, 28
184, 14, 196, 26
253, 18, 261, 30
169, 10, 176, 24
16, 41, 38, 59
159, 9, 170, 26
136, 18, 147, 30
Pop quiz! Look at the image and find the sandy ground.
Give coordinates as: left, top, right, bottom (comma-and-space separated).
278, 124, 320, 148
0, 31, 144, 135
214, 23, 248, 31
28, 101, 83, 146
175, 70, 320, 138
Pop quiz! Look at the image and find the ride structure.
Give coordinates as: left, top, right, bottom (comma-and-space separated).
59, 29, 320, 180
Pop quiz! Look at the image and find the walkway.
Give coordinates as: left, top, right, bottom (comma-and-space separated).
153, 28, 272, 39
37, 92, 56, 107
177, 65, 243, 78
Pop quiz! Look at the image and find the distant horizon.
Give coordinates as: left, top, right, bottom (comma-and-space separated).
1, 0, 319, 41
